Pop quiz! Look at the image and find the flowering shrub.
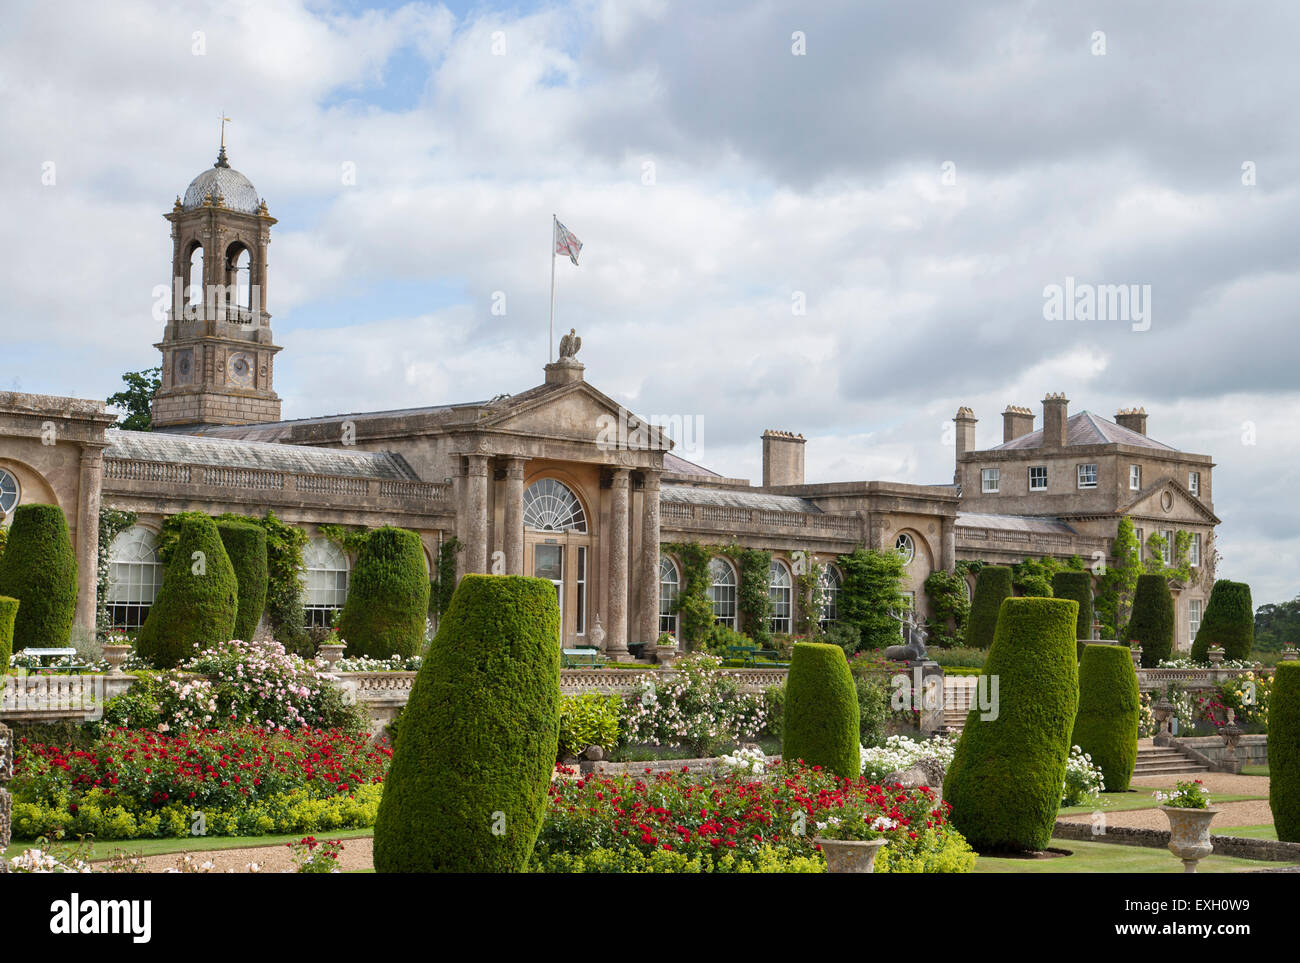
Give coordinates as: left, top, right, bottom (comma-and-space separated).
859, 734, 957, 781
1138, 692, 1157, 738
1062, 745, 1106, 806
288, 836, 345, 873
334, 653, 422, 673
11, 726, 389, 839
622, 654, 770, 755
558, 692, 622, 759
1158, 658, 1258, 670
535, 764, 974, 873
8, 846, 93, 874
1155, 779, 1211, 809
719, 746, 769, 776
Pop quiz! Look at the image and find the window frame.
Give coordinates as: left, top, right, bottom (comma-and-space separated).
981, 468, 1000, 493
1029, 465, 1047, 491
659, 555, 680, 638
768, 559, 792, 636
106, 525, 163, 631
302, 536, 350, 629
708, 557, 737, 629
895, 532, 916, 566
0, 467, 19, 518
1188, 471, 1201, 496
1189, 533, 1201, 568
818, 564, 842, 630
1129, 464, 1142, 490
1077, 463, 1098, 489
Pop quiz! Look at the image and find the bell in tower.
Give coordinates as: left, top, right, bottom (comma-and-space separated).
151, 127, 283, 432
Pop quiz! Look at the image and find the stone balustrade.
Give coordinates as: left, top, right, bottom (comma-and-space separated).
659, 501, 858, 537
1136, 665, 1263, 692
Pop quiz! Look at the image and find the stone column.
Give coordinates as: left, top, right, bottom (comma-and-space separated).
638, 471, 662, 644
464, 454, 490, 574
74, 445, 104, 634
606, 469, 631, 660
940, 515, 956, 571
503, 457, 526, 575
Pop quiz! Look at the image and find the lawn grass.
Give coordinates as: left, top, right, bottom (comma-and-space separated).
2, 828, 376, 862
1215, 824, 1277, 840
1242, 764, 1270, 777
976, 838, 1292, 873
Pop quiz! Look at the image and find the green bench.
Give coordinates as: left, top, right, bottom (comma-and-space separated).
562, 647, 604, 668
726, 645, 783, 666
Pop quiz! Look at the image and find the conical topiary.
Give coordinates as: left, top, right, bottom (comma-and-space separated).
1127, 574, 1174, 668
1052, 570, 1094, 640
0, 595, 18, 671
967, 566, 1013, 649
1071, 644, 1140, 792
336, 526, 430, 659
135, 515, 238, 668
945, 597, 1079, 852
217, 520, 268, 642
373, 575, 561, 872
0, 504, 78, 649
1269, 662, 1300, 842
1190, 580, 1254, 663
782, 641, 860, 778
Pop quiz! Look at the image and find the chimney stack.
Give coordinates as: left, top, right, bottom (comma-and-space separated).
762, 430, 806, 487
954, 407, 977, 483
1115, 407, 1148, 436
1002, 405, 1034, 443
1042, 393, 1069, 448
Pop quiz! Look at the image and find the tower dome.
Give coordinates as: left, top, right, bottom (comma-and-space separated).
181, 146, 262, 214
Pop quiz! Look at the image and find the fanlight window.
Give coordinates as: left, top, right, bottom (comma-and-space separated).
107, 526, 163, 630
0, 468, 19, 518
303, 537, 349, 629
523, 478, 587, 532
819, 564, 842, 629
895, 532, 915, 565
709, 558, 737, 629
659, 556, 680, 637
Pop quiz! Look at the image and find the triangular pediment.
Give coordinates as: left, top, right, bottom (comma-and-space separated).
1122, 478, 1220, 525
477, 381, 673, 451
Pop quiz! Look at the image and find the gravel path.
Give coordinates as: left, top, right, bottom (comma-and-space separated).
1059, 799, 1273, 831
1129, 772, 1270, 797
96, 836, 375, 874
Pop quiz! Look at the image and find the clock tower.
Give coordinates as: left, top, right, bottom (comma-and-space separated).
151, 141, 283, 431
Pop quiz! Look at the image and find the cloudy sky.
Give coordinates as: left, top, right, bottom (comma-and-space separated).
3, 0, 1298, 605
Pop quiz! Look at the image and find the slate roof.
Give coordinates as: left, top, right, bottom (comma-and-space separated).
104, 430, 418, 480
956, 512, 1078, 535
661, 484, 822, 513
991, 411, 1178, 452
663, 452, 721, 476
182, 401, 487, 442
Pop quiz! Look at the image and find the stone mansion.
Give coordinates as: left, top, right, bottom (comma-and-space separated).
0, 149, 1220, 655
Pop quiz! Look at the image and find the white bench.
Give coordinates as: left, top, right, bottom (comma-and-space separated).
19, 647, 90, 674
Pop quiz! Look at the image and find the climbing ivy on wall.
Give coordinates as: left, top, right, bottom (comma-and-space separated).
835, 547, 908, 652
662, 540, 715, 647
793, 554, 825, 636
96, 506, 138, 636
719, 545, 773, 646
1096, 517, 1142, 640
318, 524, 372, 556
924, 566, 971, 648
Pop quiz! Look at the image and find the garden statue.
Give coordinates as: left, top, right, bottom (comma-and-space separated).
589, 613, 605, 653
885, 608, 929, 662
558, 327, 582, 360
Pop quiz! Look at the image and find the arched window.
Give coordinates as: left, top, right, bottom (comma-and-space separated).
302, 536, 349, 629
819, 564, 842, 630
708, 558, 737, 629
0, 467, 19, 519
225, 242, 252, 316
107, 526, 163, 630
522, 478, 587, 532
186, 243, 204, 312
659, 556, 680, 638
769, 560, 792, 635
895, 532, 916, 566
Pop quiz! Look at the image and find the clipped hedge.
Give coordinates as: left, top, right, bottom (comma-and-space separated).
0, 504, 78, 649
1071, 644, 1139, 792
1191, 580, 1254, 663
373, 574, 561, 872
1270, 662, 1300, 842
336, 526, 430, 659
558, 692, 622, 759
946, 597, 1080, 852
0, 595, 18, 670
1127, 574, 1174, 668
217, 520, 268, 642
135, 515, 238, 669
966, 566, 1013, 649
1052, 571, 1094, 640
782, 642, 860, 778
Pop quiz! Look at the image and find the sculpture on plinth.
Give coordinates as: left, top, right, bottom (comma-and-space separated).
885, 608, 929, 662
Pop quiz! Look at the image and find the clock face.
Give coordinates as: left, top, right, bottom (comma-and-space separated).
174, 349, 194, 385
228, 352, 254, 387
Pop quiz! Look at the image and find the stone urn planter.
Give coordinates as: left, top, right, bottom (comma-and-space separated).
1161, 806, 1219, 873
318, 644, 346, 669
816, 837, 887, 874
102, 644, 132, 676
655, 643, 678, 667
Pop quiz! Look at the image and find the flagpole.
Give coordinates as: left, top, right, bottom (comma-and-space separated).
549, 214, 557, 363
